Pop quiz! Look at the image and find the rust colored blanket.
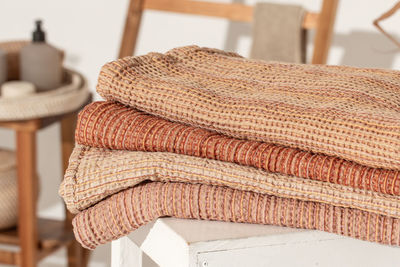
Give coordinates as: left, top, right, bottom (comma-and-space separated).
97, 46, 400, 170
60, 145, 400, 218
76, 101, 400, 197
73, 181, 400, 249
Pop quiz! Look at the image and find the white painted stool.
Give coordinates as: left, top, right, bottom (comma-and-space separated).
111, 218, 400, 267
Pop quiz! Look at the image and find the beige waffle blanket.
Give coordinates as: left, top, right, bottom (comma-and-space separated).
96, 46, 400, 170
60, 145, 400, 218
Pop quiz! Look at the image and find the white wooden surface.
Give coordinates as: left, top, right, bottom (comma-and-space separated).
112, 218, 400, 267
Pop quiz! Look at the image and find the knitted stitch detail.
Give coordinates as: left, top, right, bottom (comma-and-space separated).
97, 46, 400, 170
73, 182, 400, 249
76, 101, 400, 196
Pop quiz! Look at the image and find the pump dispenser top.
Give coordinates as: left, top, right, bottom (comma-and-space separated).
20, 20, 62, 92
33, 20, 45, 42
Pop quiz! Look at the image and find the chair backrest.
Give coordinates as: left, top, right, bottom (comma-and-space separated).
119, 0, 338, 64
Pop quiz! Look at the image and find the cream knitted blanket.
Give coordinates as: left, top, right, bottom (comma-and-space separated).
60, 145, 400, 218
97, 46, 400, 170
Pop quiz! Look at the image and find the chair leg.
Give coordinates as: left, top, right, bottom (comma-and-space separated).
61, 113, 91, 267
119, 0, 145, 58
16, 128, 38, 267
311, 0, 339, 64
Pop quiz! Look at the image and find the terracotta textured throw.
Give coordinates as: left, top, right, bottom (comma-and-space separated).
76, 101, 400, 197
97, 46, 400, 170
61, 145, 400, 219
73, 181, 400, 249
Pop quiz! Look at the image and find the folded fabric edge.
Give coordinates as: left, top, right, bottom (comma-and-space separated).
61, 145, 400, 221
72, 181, 400, 249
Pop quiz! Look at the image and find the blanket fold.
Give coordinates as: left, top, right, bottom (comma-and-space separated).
73, 181, 400, 249
97, 46, 400, 170
76, 101, 400, 197
61, 145, 400, 219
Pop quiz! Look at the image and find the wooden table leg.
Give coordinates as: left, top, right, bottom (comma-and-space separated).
16, 128, 38, 267
61, 113, 90, 267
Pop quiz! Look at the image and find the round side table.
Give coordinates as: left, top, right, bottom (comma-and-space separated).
0, 96, 91, 267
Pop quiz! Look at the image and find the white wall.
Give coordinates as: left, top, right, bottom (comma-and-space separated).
2, 1, 400, 91
0, 0, 400, 266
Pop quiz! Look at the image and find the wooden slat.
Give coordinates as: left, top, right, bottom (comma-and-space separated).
0, 250, 19, 265
19, 218, 73, 249
303, 12, 319, 30
144, 0, 318, 29
145, 0, 253, 22
0, 218, 75, 258
311, 0, 339, 64
119, 0, 146, 58
0, 119, 41, 131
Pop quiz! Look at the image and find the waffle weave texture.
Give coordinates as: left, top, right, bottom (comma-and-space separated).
97, 46, 400, 170
60, 145, 400, 218
76, 101, 400, 196
0, 70, 90, 120
0, 150, 18, 229
73, 181, 400, 249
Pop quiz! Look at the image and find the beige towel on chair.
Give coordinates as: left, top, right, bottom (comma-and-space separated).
250, 2, 306, 63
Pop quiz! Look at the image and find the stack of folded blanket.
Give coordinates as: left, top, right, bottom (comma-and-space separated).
59, 46, 400, 250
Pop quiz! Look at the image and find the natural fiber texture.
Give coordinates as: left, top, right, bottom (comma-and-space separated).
73, 181, 400, 249
61, 145, 400, 218
0, 69, 90, 120
0, 150, 17, 230
76, 101, 400, 197
250, 3, 306, 63
97, 46, 400, 170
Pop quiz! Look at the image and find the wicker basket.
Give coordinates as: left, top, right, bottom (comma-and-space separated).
0, 41, 89, 121
0, 149, 17, 230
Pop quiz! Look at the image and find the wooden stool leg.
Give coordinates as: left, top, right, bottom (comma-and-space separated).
61, 113, 90, 267
16, 129, 38, 267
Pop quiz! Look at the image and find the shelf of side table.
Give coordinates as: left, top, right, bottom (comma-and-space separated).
0, 218, 75, 265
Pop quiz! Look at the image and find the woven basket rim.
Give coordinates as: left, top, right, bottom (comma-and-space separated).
0, 69, 90, 120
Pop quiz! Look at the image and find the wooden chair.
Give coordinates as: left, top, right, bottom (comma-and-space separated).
119, 0, 339, 64
0, 105, 91, 267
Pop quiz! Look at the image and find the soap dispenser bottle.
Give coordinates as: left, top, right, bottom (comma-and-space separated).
20, 20, 62, 92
